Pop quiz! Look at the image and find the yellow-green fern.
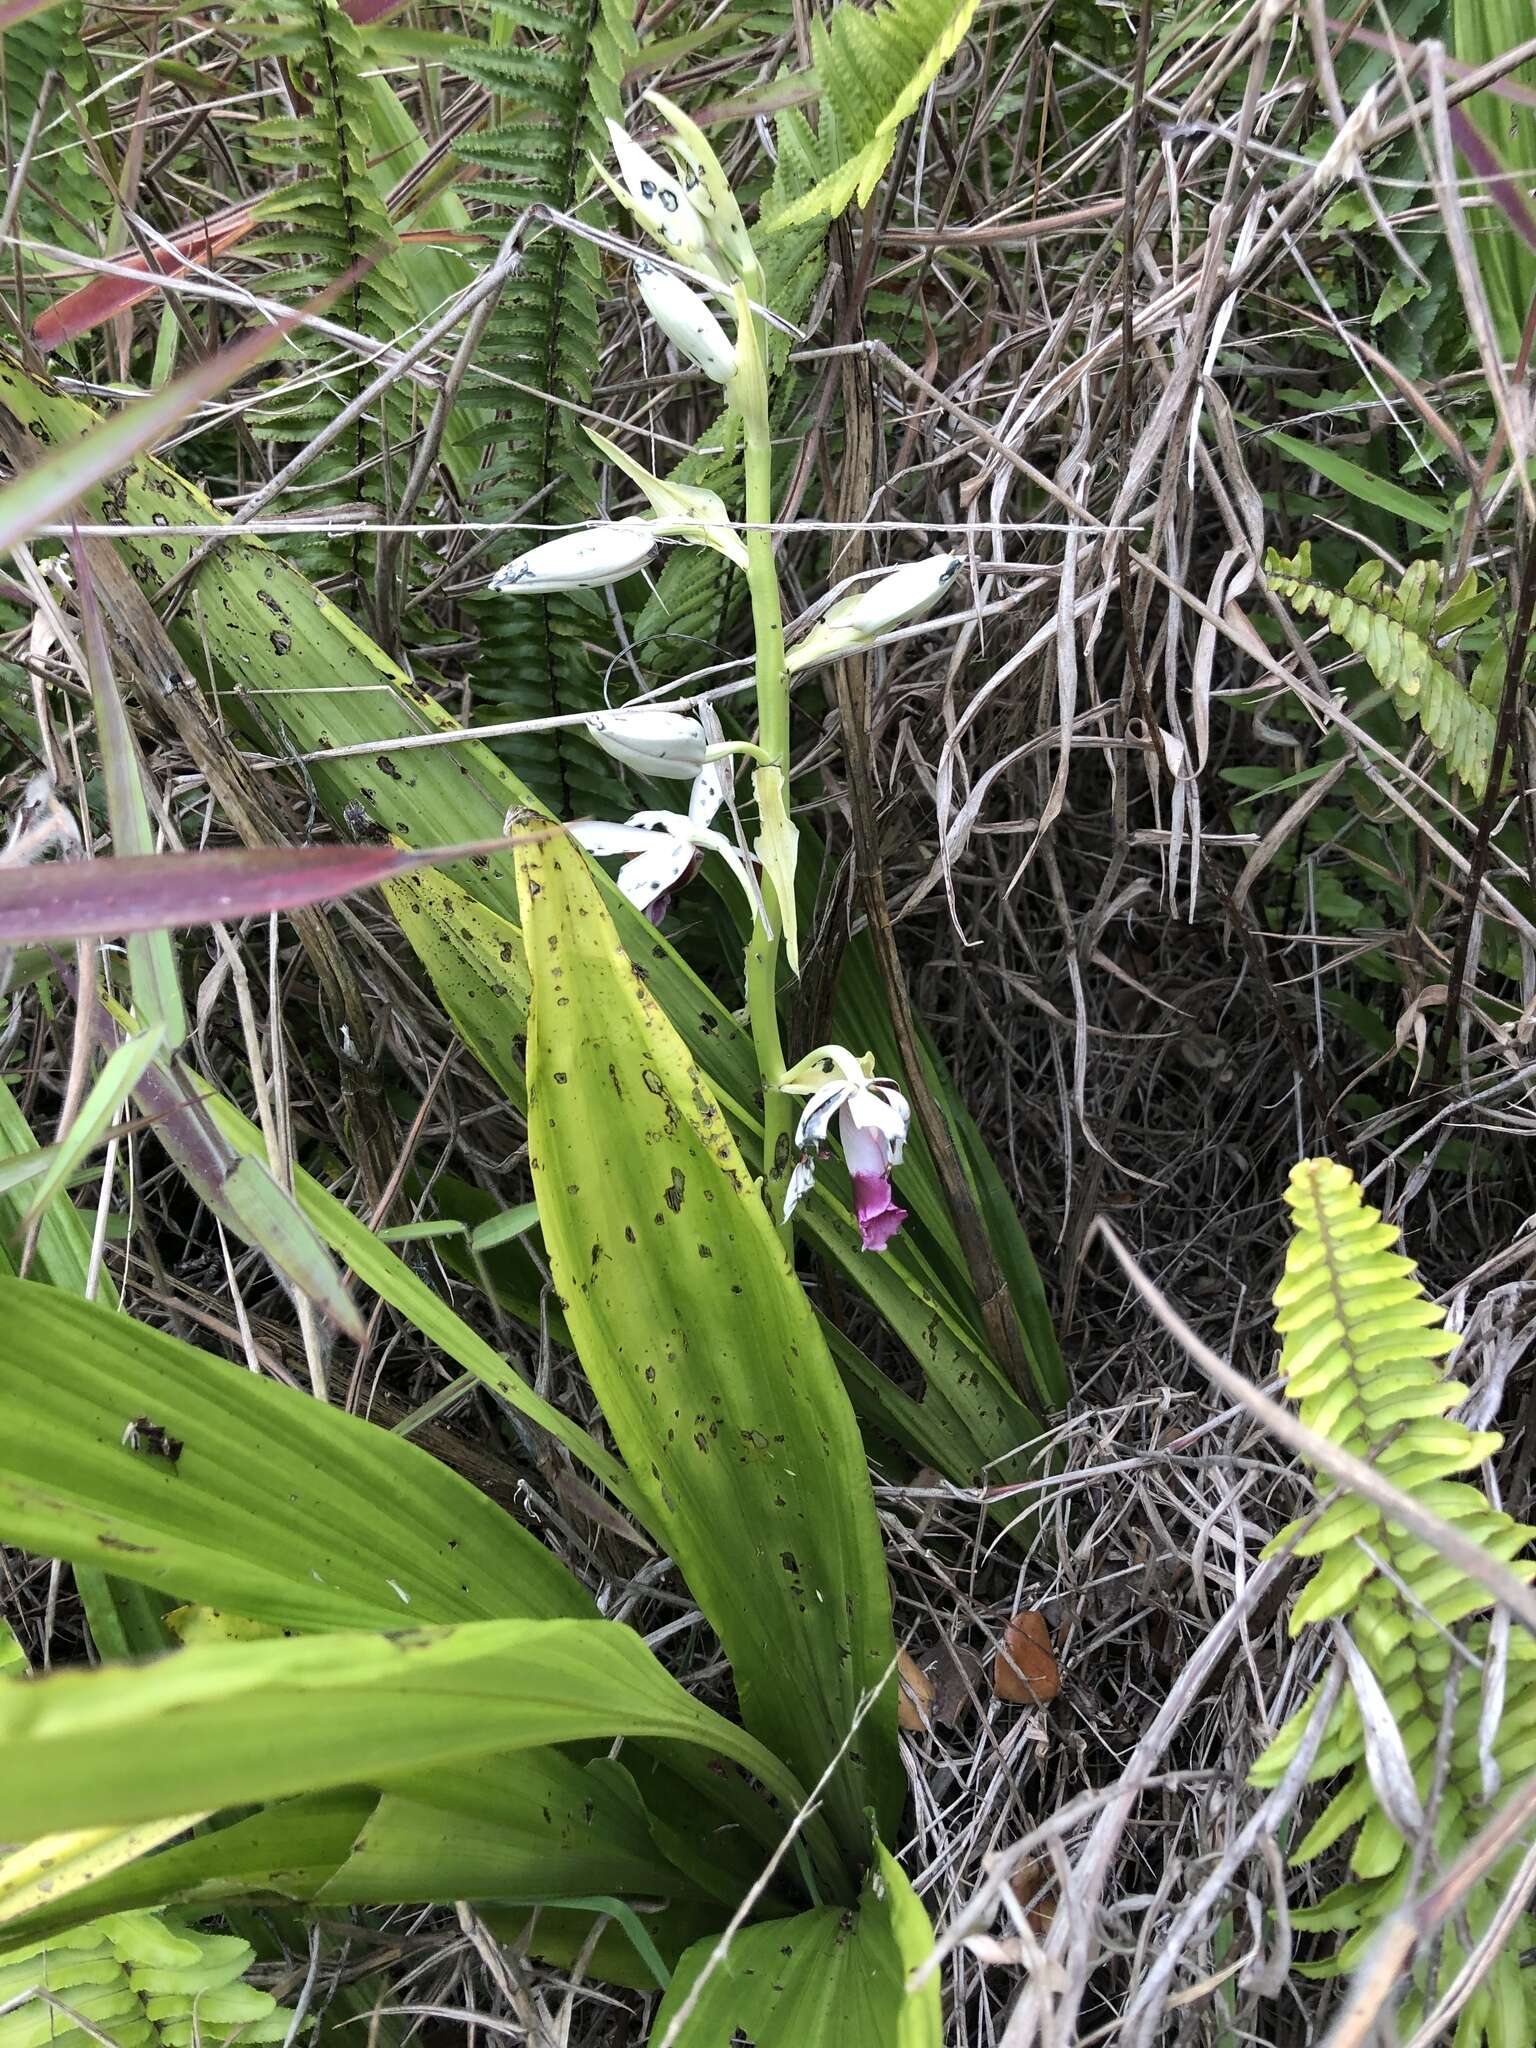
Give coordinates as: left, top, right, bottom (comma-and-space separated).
0, 1910, 302, 2048
1265, 543, 1498, 794
1253, 1161, 1536, 2047
766, 0, 981, 228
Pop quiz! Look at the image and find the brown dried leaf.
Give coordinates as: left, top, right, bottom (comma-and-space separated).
993, 1610, 1060, 1704
897, 1645, 935, 1731
1009, 1855, 1058, 1938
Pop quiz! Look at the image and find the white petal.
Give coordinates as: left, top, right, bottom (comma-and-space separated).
848, 1080, 911, 1146
840, 1112, 890, 1182
567, 819, 664, 858
795, 1079, 854, 1151
782, 1154, 819, 1222
616, 838, 695, 914
635, 263, 737, 383
833, 554, 964, 635
587, 709, 707, 779
626, 808, 693, 836
489, 522, 655, 594
687, 759, 727, 827
840, 1081, 911, 1174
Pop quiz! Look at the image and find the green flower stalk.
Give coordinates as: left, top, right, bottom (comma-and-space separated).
504, 92, 931, 1250
728, 278, 798, 1224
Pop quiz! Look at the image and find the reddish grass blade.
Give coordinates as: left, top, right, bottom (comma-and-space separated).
0, 0, 65, 26
0, 835, 537, 946
0, 259, 372, 560
342, 0, 412, 19
33, 206, 257, 351
1449, 106, 1536, 256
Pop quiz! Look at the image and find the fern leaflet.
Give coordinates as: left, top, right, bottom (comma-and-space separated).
453, 0, 634, 815
765, 0, 982, 230
0, 1908, 303, 2048
1265, 542, 1499, 794
1252, 1160, 1536, 2048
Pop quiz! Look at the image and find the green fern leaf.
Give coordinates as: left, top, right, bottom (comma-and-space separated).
451, 0, 635, 815
0, 1910, 303, 2048
1251, 1159, 1536, 2047
237, 0, 417, 586
1265, 541, 1499, 793
764, 0, 981, 230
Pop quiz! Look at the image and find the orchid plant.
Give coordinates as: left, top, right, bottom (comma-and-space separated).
491, 95, 963, 1252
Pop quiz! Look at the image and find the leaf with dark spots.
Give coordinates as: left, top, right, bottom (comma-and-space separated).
514, 834, 900, 1871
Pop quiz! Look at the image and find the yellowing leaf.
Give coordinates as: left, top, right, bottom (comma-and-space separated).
514, 831, 900, 1865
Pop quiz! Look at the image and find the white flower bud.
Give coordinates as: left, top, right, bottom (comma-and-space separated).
785, 554, 964, 672
634, 262, 737, 383
488, 521, 655, 595
603, 120, 723, 277
587, 709, 708, 779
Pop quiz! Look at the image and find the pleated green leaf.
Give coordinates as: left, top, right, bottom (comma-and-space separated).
0, 1619, 810, 1846
514, 830, 900, 1868
0, 1279, 588, 1631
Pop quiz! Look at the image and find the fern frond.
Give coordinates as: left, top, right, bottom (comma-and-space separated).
1, 5, 100, 259
0, 1910, 302, 2048
241, 0, 413, 342
764, 0, 981, 229
1265, 542, 1498, 794
1252, 1160, 1536, 2047
451, 0, 634, 814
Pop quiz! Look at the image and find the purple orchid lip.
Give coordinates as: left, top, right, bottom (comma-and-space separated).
851, 1172, 908, 1253
644, 848, 704, 924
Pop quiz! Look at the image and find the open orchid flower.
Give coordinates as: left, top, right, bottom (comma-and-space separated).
785, 553, 964, 673
488, 520, 655, 594
569, 762, 756, 926
780, 1047, 911, 1252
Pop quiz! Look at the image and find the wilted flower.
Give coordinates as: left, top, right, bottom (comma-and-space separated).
489, 521, 655, 594
780, 1048, 911, 1252
785, 553, 964, 672
569, 763, 755, 925
586, 708, 707, 780
635, 261, 737, 383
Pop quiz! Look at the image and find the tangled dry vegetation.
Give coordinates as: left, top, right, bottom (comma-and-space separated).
4, 0, 1536, 2043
